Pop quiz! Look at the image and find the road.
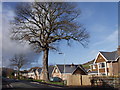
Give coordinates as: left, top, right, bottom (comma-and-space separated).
2, 78, 62, 89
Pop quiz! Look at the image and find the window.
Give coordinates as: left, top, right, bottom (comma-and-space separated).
99, 62, 105, 68
55, 68, 58, 73
93, 65, 96, 69
102, 73, 106, 75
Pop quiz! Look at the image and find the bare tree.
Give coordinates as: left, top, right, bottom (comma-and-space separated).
10, 54, 26, 78
11, 2, 89, 81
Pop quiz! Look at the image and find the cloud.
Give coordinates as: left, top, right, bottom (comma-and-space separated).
89, 50, 98, 56
0, 2, 2, 67
2, 0, 35, 2
2, 3, 41, 68
90, 24, 109, 33
93, 30, 118, 49
81, 8, 94, 19
2, 0, 119, 2
88, 50, 98, 59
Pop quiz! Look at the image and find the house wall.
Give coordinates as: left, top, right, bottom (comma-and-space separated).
107, 63, 113, 76
99, 68, 105, 73
40, 72, 43, 80
112, 62, 119, 75
107, 61, 119, 76
52, 72, 62, 78
91, 64, 98, 71
52, 67, 62, 78
118, 59, 120, 75
35, 70, 41, 80
22, 73, 28, 77
27, 72, 35, 79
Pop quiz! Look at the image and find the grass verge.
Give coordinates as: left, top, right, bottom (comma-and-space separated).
33, 79, 64, 86
46, 81, 64, 86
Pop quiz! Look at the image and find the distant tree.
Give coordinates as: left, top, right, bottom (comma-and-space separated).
2, 69, 7, 77
11, 2, 89, 81
10, 54, 26, 78
2, 68, 15, 78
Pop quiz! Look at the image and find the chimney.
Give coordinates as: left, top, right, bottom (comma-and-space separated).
71, 63, 74, 67
117, 46, 120, 56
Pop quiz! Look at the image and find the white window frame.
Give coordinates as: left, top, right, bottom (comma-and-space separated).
99, 62, 105, 69
93, 65, 96, 69
55, 68, 59, 73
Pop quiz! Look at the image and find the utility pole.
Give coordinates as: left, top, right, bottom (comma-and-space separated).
58, 52, 66, 80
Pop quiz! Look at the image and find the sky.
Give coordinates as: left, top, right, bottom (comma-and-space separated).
1, 2, 118, 70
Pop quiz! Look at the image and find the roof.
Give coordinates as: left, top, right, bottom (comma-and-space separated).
20, 70, 28, 73
48, 66, 54, 77
56, 64, 77, 73
89, 71, 98, 73
38, 68, 42, 74
100, 51, 119, 61
86, 69, 91, 72
88, 71, 98, 75
48, 66, 54, 74
28, 67, 41, 72
56, 64, 86, 74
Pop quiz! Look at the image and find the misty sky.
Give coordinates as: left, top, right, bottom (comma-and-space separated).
1, 2, 118, 70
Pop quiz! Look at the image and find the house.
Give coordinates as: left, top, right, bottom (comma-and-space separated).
52, 64, 87, 80
21, 67, 42, 79
89, 46, 120, 76
20, 70, 29, 78
40, 65, 54, 80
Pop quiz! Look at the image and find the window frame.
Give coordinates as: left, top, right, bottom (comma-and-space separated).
99, 62, 105, 69
93, 65, 96, 69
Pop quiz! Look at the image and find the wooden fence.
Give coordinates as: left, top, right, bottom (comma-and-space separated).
67, 75, 82, 86
66, 75, 92, 86
66, 75, 120, 88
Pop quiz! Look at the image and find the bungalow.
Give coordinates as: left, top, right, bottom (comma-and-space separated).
40, 65, 54, 80
89, 46, 120, 76
20, 64, 87, 80
20, 70, 29, 78
52, 64, 87, 80
21, 67, 42, 79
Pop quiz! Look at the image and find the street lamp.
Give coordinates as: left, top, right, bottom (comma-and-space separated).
58, 52, 66, 79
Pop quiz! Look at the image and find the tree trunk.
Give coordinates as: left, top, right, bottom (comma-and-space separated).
42, 48, 49, 82
18, 68, 20, 79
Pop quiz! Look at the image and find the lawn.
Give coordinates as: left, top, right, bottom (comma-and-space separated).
46, 81, 64, 85
33, 79, 64, 86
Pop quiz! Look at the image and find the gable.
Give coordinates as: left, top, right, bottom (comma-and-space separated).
94, 53, 106, 63
72, 67, 86, 75
52, 65, 61, 74
53, 67, 60, 73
